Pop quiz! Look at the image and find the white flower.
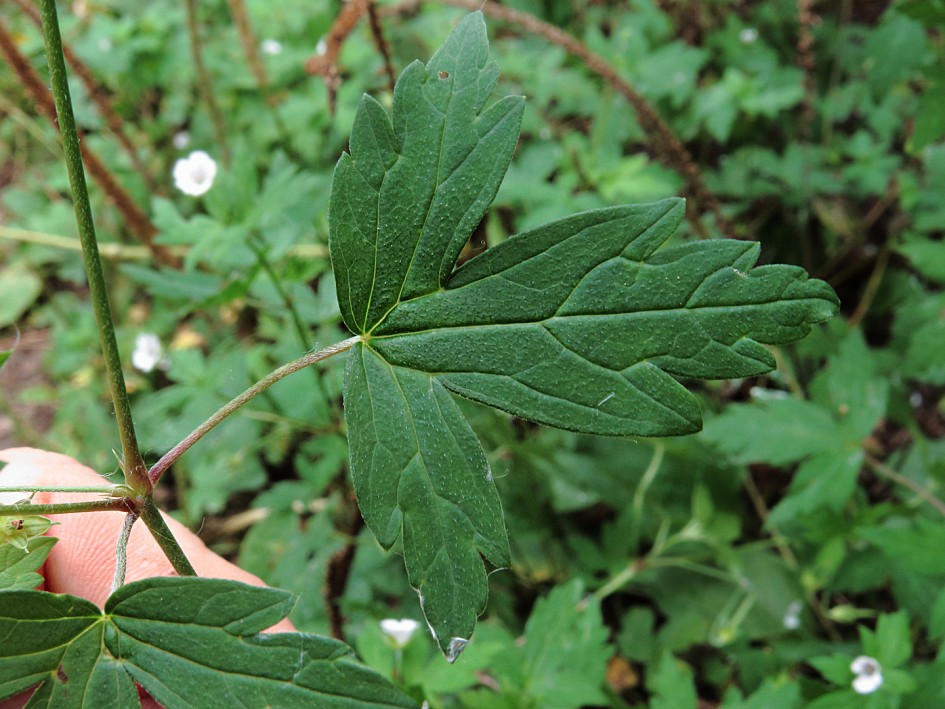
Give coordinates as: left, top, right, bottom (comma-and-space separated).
315, 38, 327, 56
851, 655, 883, 695
132, 333, 169, 373
261, 39, 283, 56
173, 150, 217, 196
172, 131, 191, 150
782, 600, 802, 630
739, 27, 759, 44
380, 618, 420, 648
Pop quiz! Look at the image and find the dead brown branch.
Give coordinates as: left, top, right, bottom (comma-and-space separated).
0, 17, 174, 265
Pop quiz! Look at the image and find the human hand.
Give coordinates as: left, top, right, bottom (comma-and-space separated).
0, 447, 294, 618
0, 447, 295, 708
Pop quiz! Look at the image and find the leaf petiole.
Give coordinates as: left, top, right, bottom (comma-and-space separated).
148, 336, 360, 485
0, 499, 132, 517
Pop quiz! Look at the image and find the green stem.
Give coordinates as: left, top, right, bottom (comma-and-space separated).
250, 237, 315, 353
148, 336, 360, 485
0, 485, 129, 495
110, 511, 138, 594
137, 497, 196, 577
248, 237, 328, 404
0, 499, 131, 516
629, 443, 664, 552
866, 454, 945, 517
38, 0, 149, 495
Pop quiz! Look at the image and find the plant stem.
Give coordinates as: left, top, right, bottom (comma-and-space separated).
148, 336, 360, 485
248, 237, 328, 404
629, 443, 664, 552
110, 511, 139, 594
0, 17, 166, 260
866, 454, 945, 517
0, 499, 131, 516
38, 0, 150, 496
185, 0, 231, 165
137, 497, 196, 577
0, 485, 128, 495
0, 225, 328, 261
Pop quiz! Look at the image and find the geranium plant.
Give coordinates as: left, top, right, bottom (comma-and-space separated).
0, 5, 837, 705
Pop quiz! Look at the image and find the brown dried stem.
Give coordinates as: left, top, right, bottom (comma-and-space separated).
185, 0, 232, 164
226, 0, 270, 91
366, 1, 397, 93
0, 17, 172, 264
385, 0, 732, 237
12, 0, 159, 192
324, 501, 365, 642
796, 0, 816, 143
304, 0, 371, 113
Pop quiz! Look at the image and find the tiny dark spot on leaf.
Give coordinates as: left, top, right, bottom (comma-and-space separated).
56, 665, 68, 683
438, 71, 449, 79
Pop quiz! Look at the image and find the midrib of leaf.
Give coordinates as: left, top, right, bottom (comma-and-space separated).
369, 300, 824, 341
382, 353, 463, 600
364, 70, 460, 337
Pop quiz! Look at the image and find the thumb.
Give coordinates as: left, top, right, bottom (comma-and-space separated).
0, 447, 294, 633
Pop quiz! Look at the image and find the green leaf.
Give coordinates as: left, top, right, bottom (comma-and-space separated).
863, 610, 912, 669
650, 650, 698, 709
484, 580, 611, 708
0, 578, 416, 708
345, 342, 507, 657
0, 264, 42, 328
331, 11, 838, 660
329, 12, 524, 334
0, 536, 55, 591
372, 199, 838, 436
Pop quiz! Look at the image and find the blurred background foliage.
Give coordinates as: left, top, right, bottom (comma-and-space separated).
2, 0, 945, 706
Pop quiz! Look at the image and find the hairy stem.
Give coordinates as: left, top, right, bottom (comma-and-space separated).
0, 485, 128, 495
111, 511, 139, 594
0, 499, 131, 516
38, 0, 150, 495
148, 336, 360, 485
137, 498, 197, 577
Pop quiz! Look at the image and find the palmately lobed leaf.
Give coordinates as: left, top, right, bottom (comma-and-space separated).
345, 343, 508, 655
371, 198, 839, 436
330, 12, 524, 334
331, 11, 839, 661
0, 578, 417, 708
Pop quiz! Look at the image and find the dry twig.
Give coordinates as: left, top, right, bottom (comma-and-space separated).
0, 18, 173, 264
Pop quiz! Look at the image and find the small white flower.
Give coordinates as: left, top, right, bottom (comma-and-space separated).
261, 39, 283, 56
132, 333, 169, 373
315, 38, 328, 56
782, 600, 802, 630
380, 618, 420, 648
173, 150, 217, 197
851, 655, 883, 695
739, 27, 759, 44
172, 131, 191, 150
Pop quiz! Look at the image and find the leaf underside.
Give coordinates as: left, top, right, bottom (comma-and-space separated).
330, 12, 839, 657
0, 578, 415, 709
